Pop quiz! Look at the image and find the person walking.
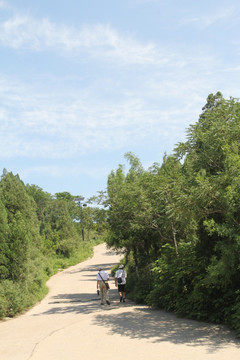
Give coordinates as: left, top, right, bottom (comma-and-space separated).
115, 264, 127, 303
96, 267, 110, 305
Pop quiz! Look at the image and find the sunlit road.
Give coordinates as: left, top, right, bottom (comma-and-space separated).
0, 243, 239, 360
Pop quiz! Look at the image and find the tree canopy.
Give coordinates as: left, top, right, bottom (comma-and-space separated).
106, 93, 240, 336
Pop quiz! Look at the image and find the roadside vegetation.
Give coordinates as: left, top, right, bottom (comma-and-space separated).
106, 92, 240, 337
0, 175, 106, 318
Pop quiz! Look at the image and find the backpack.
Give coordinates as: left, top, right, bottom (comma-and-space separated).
117, 270, 124, 284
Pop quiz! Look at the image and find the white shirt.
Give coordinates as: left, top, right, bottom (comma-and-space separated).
115, 269, 127, 285
96, 270, 109, 281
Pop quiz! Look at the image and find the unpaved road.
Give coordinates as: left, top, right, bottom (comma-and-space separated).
0, 243, 240, 360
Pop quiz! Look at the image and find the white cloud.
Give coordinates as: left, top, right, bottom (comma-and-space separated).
0, 76, 178, 159
21, 165, 73, 178
20, 163, 112, 182
1, 42, 238, 161
1, 5, 232, 71
0, 4, 239, 165
0, 13, 170, 66
0, 0, 7, 8
181, 8, 234, 28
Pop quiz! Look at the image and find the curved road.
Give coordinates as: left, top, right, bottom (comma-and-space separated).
0, 243, 240, 360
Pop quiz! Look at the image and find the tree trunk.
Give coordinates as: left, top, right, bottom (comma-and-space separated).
171, 221, 178, 255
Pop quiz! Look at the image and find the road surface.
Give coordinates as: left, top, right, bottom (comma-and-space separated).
0, 243, 240, 359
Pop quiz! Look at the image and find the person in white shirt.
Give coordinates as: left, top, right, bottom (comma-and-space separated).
115, 264, 127, 303
96, 267, 110, 305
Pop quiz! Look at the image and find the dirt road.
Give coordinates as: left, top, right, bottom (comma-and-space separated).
0, 243, 240, 359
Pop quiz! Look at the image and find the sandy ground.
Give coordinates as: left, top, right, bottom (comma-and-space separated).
0, 243, 240, 360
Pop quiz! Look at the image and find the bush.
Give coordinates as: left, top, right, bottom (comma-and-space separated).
0, 280, 26, 317
230, 291, 240, 337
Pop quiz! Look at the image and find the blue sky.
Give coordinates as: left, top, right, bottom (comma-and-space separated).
1, 0, 240, 199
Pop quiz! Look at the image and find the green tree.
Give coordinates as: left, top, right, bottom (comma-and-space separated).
0, 200, 9, 280
26, 184, 52, 223
107, 153, 159, 270
42, 199, 79, 257
0, 172, 42, 281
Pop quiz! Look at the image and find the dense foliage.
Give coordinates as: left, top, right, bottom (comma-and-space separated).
106, 93, 240, 336
0, 174, 107, 318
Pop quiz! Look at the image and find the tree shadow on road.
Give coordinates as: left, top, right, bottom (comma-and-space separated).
93, 305, 240, 353
31, 290, 121, 316
31, 289, 240, 353
64, 263, 117, 275
32, 290, 240, 354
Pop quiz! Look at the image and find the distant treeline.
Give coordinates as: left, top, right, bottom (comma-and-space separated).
106, 92, 240, 336
0, 175, 107, 318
